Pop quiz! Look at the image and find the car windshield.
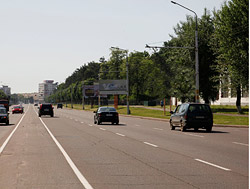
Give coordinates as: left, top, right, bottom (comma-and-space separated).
188, 104, 211, 113
14, 106, 20, 109
0, 109, 6, 114
99, 107, 116, 112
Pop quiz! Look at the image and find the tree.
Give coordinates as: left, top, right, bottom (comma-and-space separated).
0, 90, 7, 99
167, 10, 220, 103
213, 0, 249, 113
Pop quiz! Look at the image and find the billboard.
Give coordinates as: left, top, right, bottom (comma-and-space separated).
83, 84, 100, 98
99, 80, 127, 95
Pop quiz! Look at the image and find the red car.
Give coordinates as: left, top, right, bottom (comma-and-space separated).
12, 106, 23, 114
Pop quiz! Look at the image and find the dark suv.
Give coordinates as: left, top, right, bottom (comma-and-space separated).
38, 103, 54, 117
0, 107, 9, 125
170, 103, 213, 132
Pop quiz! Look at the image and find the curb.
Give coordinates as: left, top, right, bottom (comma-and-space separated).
120, 114, 249, 128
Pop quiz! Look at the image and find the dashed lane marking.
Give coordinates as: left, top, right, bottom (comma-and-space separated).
153, 128, 163, 131
195, 159, 231, 171
116, 133, 125, 137
184, 133, 204, 138
232, 142, 248, 146
144, 142, 158, 148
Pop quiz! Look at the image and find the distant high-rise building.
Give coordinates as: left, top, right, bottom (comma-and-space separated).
38, 80, 58, 103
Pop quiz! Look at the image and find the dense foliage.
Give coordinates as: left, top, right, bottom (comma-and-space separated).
47, 0, 248, 111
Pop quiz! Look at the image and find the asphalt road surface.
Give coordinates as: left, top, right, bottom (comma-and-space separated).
0, 104, 248, 189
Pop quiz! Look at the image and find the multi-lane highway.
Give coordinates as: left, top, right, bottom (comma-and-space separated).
0, 104, 248, 189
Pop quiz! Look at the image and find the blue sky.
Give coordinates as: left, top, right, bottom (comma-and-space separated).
0, 0, 226, 93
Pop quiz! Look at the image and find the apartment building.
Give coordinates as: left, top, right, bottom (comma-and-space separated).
38, 80, 58, 103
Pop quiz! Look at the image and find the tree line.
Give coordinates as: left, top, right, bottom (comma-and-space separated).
47, 0, 248, 112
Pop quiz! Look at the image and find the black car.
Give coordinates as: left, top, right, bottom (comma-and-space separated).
0, 107, 9, 125
170, 103, 213, 132
94, 107, 119, 125
38, 103, 54, 117
57, 103, 63, 109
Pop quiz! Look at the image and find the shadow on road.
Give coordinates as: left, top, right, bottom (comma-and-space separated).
175, 129, 229, 134
98, 123, 127, 127
0, 123, 15, 127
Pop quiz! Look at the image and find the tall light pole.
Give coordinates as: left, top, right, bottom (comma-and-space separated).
110, 47, 130, 114
171, 1, 200, 103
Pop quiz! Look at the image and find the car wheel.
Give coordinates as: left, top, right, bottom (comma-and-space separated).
180, 122, 186, 132
170, 120, 175, 130
97, 120, 101, 125
51, 114, 54, 117
39, 114, 41, 117
206, 126, 212, 132
116, 122, 119, 125
94, 120, 97, 124
6, 120, 9, 125
194, 127, 199, 132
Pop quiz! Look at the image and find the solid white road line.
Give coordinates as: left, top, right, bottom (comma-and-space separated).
116, 133, 125, 137
144, 142, 158, 148
195, 159, 231, 171
39, 118, 93, 189
184, 133, 204, 138
0, 106, 28, 154
232, 142, 249, 146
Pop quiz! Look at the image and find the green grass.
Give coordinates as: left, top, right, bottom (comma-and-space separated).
117, 107, 171, 119
213, 114, 249, 125
66, 104, 249, 126
210, 105, 249, 115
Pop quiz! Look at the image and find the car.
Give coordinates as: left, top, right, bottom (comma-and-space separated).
38, 103, 54, 117
0, 107, 9, 125
34, 103, 38, 106
170, 103, 213, 132
12, 105, 24, 114
94, 107, 119, 125
57, 103, 63, 109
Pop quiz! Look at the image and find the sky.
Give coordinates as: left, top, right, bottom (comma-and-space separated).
0, 0, 226, 93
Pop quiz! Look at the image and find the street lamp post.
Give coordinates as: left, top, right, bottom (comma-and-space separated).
171, 1, 200, 103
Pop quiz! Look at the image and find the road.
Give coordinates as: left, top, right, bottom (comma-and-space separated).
0, 104, 248, 189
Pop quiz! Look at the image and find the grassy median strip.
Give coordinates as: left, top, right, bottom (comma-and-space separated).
66, 104, 248, 126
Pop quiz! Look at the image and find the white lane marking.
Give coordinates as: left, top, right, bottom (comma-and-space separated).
81, 122, 84, 124
184, 133, 204, 138
70, 118, 73, 120
0, 106, 29, 154
100, 128, 106, 131
195, 159, 231, 171
75, 119, 78, 122
116, 133, 125, 137
135, 124, 140, 127
88, 124, 93, 127
153, 128, 163, 131
144, 142, 158, 148
39, 118, 93, 189
233, 142, 249, 146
